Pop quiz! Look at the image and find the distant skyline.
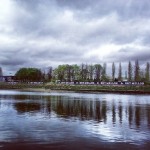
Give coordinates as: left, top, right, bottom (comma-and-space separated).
0, 0, 150, 75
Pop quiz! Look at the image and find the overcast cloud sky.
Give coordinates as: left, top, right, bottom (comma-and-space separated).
0, 0, 150, 75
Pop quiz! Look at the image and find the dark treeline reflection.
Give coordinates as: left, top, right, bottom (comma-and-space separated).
52, 97, 107, 122
15, 103, 41, 113
1, 94, 149, 128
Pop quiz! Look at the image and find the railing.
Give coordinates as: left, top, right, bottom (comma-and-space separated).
59, 81, 145, 86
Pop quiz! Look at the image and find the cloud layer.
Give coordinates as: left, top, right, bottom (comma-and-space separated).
0, 0, 150, 74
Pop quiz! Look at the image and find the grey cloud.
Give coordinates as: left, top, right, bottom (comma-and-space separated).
14, 0, 150, 23
31, 48, 84, 61
0, 58, 26, 66
12, 0, 58, 35
0, 0, 150, 75
56, 0, 150, 20
13, 0, 150, 45
106, 48, 150, 62
0, 48, 28, 66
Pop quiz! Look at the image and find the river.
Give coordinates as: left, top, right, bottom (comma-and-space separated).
0, 90, 150, 150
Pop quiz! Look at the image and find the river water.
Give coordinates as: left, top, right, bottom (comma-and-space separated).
0, 90, 150, 150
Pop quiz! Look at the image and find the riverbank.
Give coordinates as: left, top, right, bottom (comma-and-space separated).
0, 82, 43, 89
44, 84, 150, 94
22, 88, 150, 94
21, 88, 51, 92
0, 82, 150, 94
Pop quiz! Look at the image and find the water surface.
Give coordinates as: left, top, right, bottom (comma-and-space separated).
0, 90, 150, 150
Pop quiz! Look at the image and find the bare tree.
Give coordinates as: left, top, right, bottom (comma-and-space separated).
47, 66, 53, 81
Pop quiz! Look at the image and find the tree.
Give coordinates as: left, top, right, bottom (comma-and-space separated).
112, 62, 115, 81
0, 67, 3, 76
66, 64, 72, 82
15, 68, 42, 82
72, 64, 80, 80
80, 63, 84, 81
53, 65, 67, 81
140, 69, 145, 81
128, 61, 132, 81
80, 63, 88, 81
125, 71, 127, 80
134, 60, 140, 81
94, 64, 102, 81
47, 66, 53, 81
101, 63, 107, 81
118, 62, 122, 81
145, 62, 150, 82
85, 64, 89, 81
53, 64, 81, 82
89, 64, 94, 81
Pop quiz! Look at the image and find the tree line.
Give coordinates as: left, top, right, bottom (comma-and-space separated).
13, 60, 150, 83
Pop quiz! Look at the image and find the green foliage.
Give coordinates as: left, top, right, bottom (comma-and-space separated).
101, 63, 107, 81
14, 60, 149, 83
94, 64, 102, 81
88, 64, 94, 81
44, 84, 150, 93
72, 64, 80, 80
15, 68, 43, 82
53, 64, 80, 81
79, 63, 89, 81
112, 62, 115, 81
134, 60, 140, 81
0, 67, 3, 76
118, 62, 122, 81
53, 65, 67, 81
128, 61, 132, 81
145, 62, 150, 82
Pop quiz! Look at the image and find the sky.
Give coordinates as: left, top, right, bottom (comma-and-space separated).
0, 0, 150, 75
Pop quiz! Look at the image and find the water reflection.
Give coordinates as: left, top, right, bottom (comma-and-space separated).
3, 94, 148, 128
15, 103, 41, 113
0, 91, 150, 149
